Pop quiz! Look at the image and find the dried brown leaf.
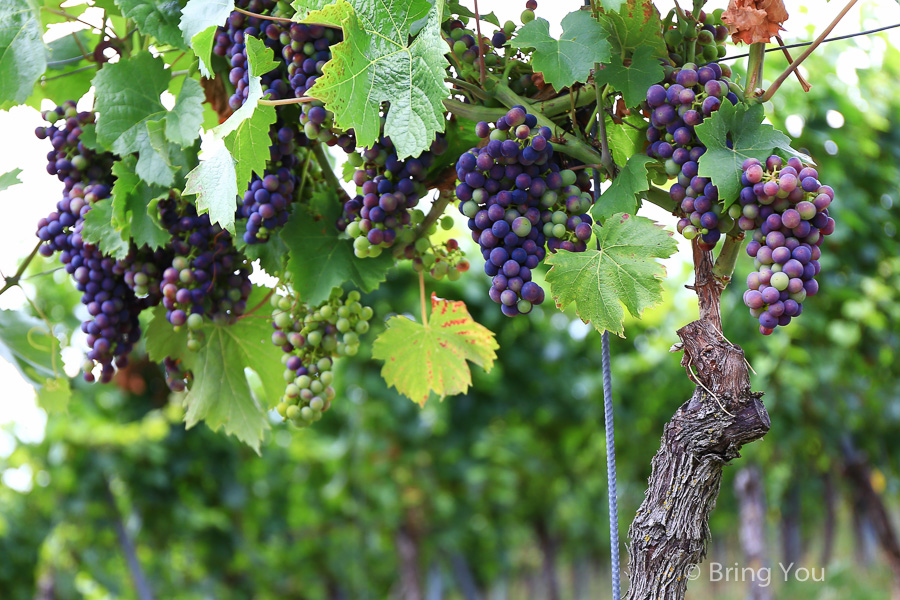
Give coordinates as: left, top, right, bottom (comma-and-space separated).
721, 0, 789, 45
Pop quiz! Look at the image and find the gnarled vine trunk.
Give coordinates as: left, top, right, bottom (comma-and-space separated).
625, 241, 771, 600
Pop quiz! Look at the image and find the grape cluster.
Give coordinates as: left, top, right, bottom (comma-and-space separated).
456, 106, 595, 317
158, 193, 252, 339
34, 104, 148, 382
340, 133, 448, 257
737, 155, 836, 334
239, 120, 304, 244
270, 289, 373, 428
664, 9, 729, 66
213, 0, 291, 110
644, 62, 739, 250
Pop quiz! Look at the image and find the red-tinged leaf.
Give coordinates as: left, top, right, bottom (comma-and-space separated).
372, 293, 498, 406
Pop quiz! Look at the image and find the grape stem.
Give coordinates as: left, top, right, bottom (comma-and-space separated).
644, 186, 678, 212
415, 190, 453, 243
472, 0, 487, 86
595, 83, 616, 178
711, 234, 744, 284
234, 7, 340, 29
761, 0, 859, 102
442, 98, 508, 122
311, 143, 351, 204
258, 96, 318, 105
418, 270, 428, 325
492, 82, 604, 167
745, 43, 766, 98
445, 77, 490, 100
773, 35, 812, 92
0, 241, 43, 297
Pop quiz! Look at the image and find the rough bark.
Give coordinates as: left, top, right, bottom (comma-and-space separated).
735, 466, 772, 600
842, 440, 900, 599
625, 241, 770, 600
396, 525, 424, 600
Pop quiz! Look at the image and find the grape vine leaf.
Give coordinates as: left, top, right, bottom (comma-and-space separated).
165, 77, 205, 147
236, 221, 288, 275
179, 0, 234, 76
181, 315, 283, 452
110, 157, 171, 249
280, 201, 394, 305
545, 214, 677, 337
507, 11, 610, 91
593, 45, 663, 107
0, 309, 70, 412
144, 305, 189, 362
372, 294, 498, 406
592, 154, 654, 223
115, 0, 189, 50
0, 168, 23, 192
298, 0, 448, 159
694, 101, 810, 206
607, 113, 645, 167
185, 36, 277, 232
93, 52, 178, 186
82, 199, 132, 259
0, 0, 46, 109
445, 1, 500, 27
599, 0, 667, 60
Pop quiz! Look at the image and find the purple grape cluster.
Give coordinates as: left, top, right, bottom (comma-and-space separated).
270, 289, 373, 428
645, 62, 739, 250
213, 0, 291, 110
738, 155, 836, 335
34, 104, 149, 382
239, 120, 304, 244
456, 106, 595, 317
339, 133, 448, 255
158, 194, 252, 329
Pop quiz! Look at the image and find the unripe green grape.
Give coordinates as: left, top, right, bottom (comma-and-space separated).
187, 337, 202, 352
447, 268, 461, 281
310, 397, 325, 411
551, 223, 567, 238
432, 261, 448, 278
697, 30, 714, 45
322, 335, 337, 352
560, 170, 576, 187
320, 371, 333, 386
543, 222, 555, 237
307, 330, 322, 346
703, 44, 719, 61
300, 406, 314, 421
368, 245, 383, 257
187, 313, 204, 330
349, 301, 362, 314
345, 344, 359, 356
285, 383, 300, 398
728, 204, 742, 219
348, 152, 364, 167
664, 29, 682, 48
345, 220, 361, 237
450, 27, 465, 41
286, 405, 301, 420
484, 54, 498, 67
353, 235, 370, 250
551, 211, 567, 225
462, 200, 479, 218
275, 311, 293, 329
360, 306, 374, 320
665, 159, 680, 177
336, 317, 350, 333
410, 209, 425, 224
441, 216, 454, 230
284, 369, 295, 382
295, 374, 311, 389
521, 9, 535, 23
337, 306, 350, 318
310, 380, 324, 394
540, 190, 557, 208
414, 237, 431, 253
343, 331, 359, 346
716, 45, 727, 59
276, 402, 288, 417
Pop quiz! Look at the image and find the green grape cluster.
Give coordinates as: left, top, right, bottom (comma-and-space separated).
270, 289, 373, 428
410, 231, 471, 281
664, 9, 729, 66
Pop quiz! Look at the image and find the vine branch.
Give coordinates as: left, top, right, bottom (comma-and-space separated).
761, 0, 859, 102
718, 22, 900, 62
0, 241, 43, 297
258, 96, 317, 105
234, 7, 340, 29
774, 34, 811, 92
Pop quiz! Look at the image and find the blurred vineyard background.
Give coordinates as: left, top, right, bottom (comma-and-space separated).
2, 6, 900, 600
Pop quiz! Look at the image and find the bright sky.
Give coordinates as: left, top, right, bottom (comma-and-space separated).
2, 1, 899, 482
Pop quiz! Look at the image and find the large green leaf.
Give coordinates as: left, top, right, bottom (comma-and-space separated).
507, 11, 610, 91
544, 213, 677, 336
280, 201, 393, 305
599, 0, 667, 59
165, 77, 205, 147
694, 101, 809, 206
0, 309, 70, 411
0, 0, 46, 108
594, 45, 663, 107
92, 52, 177, 186
372, 294, 498, 406
298, 0, 448, 159
184, 37, 277, 232
179, 0, 234, 76
81, 199, 131, 259
110, 156, 171, 249
115, 0, 188, 49
592, 154, 654, 223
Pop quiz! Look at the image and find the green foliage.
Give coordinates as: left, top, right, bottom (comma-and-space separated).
592, 154, 654, 222
694, 101, 806, 205
184, 36, 277, 232
0, 308, 70, 411
507, 11, 610, 91
545, 214, 677, 336
280, 201, 393, 305
373, 294, 498, 406
179, 0, 234, 75
0, 168, 23, 192
600, 0, 667, 59
115, 0, 189, 50
0, 0, 46, 109
594, 45, 664, 107
300, 0, 448, 159
165, 77, 205, 147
